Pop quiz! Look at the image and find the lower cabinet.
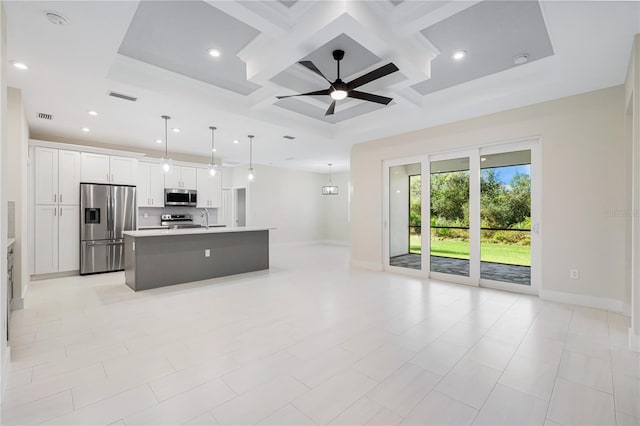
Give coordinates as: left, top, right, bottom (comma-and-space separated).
35, 204, 79, 274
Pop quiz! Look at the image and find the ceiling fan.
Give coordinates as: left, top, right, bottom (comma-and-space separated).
277, 49, 399, 116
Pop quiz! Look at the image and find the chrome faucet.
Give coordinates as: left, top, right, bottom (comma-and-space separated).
200, 208, 210, 228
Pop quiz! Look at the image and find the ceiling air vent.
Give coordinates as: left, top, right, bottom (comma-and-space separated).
108, 91, 137, 102
37, 112, 53, 120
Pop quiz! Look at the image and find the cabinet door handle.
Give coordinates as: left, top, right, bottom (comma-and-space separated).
54, 194, 57, 203
60, 207, 62, 216
60, 194, 62, 203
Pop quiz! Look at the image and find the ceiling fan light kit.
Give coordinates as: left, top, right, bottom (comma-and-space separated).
277, 49, 399, 116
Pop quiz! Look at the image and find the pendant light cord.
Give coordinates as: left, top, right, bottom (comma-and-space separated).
161, 115, 170, 158
248, 135, 254, 169
210, 126, 216, 165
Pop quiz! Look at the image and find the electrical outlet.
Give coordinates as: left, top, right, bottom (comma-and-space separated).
205, 249, 210, 257
143, 212, 149, 219
569, 269, 579, 279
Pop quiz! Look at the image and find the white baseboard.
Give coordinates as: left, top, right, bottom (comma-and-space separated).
539, 289, 627, 314
349, 259, 384, 271
629, 328, 640, 352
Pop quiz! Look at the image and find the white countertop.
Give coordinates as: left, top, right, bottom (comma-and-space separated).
124, 227, 273, 238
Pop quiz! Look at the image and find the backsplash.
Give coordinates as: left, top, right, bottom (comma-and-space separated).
138, 206, 219, 228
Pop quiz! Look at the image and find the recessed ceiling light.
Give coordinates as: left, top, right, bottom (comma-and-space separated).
513, 54, 529, 65
45, 11, 68, 25
211, 148, 217, 152
88, 110, 98, 116
208, 48, 221, 58
11, 61, 29, 70
155, 139, 163, 144
172, 128, 180, 133
233, 139, 239, 144
452, 50, 467, 61
81, 127, 90, 132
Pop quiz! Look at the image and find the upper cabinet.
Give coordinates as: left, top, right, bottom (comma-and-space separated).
138, 161, 165, 207
164, 166, 196, 190
80, 153, 138, 185
35, 147, 80, 205
196, 168, 222, 208
80, 153, 110, 184
110, 156, 138, 185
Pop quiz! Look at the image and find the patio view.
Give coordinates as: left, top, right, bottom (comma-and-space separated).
391, 151, 532, 285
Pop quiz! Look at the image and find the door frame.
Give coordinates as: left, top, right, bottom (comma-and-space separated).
382, 138, 541, 295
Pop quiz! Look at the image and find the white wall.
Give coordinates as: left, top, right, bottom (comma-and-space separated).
230, 164, 326, 244
0, 2, 9, 395
624, 34, 640, 350
6, 87, 28, 305
351, 86, 628, 310
321, 171, 350, 244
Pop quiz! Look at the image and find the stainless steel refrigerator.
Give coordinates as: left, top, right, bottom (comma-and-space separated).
80, 183, 136, 275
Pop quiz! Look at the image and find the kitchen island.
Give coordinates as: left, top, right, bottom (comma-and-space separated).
123, 227, 271, 291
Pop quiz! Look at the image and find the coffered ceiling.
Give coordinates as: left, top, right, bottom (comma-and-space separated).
4, 1, 639, 172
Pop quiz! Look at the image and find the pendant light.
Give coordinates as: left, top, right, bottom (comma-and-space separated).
208, 126, 217, 177
322, 163, 338, 195
160, 115, 171, 173
247, 135, 255, 181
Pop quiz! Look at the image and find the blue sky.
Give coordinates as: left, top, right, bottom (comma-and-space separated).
483, 164, 530, 185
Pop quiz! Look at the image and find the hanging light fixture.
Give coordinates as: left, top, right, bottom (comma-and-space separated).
208, 126, 217, 176
322, 163, 339, 195
160, 115, 172, 173
247, 135, 255, 181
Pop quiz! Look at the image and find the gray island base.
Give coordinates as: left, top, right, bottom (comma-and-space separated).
123, 227, 270, 291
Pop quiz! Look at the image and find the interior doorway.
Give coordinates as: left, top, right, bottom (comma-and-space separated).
234, 187, 246, 227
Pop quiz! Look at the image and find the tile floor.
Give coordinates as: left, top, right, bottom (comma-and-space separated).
2, 244, 639, 425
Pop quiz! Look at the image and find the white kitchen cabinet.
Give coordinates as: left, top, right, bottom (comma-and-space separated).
35, 205, 80, 274
81, 153, 110, 184
35, 205, 59, 274
81, 153, 138, 185
138, 162, 165, 207
109, 156, 138, 185
58, 150, 81, 205
35, 147, 59, 205
35, 148, 81, 205
58, 205, 79, 272
164, 166, 196, 190
196, 168, 222, 208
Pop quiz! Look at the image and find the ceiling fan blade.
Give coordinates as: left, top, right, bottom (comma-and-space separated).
347, 63, 399, 90
325, 100, 336, 116
276, 89, 330, 99
348, 90, 393, 105
299, 61, 334, 86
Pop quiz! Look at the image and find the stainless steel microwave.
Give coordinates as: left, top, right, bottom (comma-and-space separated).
164, 188, 197, 206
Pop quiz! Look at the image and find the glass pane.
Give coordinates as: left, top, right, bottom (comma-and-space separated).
389, 163, 421, 270
480, 150, 531, 285
430, 158, 470, 277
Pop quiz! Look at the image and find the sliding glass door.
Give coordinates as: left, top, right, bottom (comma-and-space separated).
388, 163, 422, 271
429, 157, 472, 279
384, 140, 540, 292
480, 150, 532, 285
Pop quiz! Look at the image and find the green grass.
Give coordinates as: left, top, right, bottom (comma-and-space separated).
409, 235, 531, 266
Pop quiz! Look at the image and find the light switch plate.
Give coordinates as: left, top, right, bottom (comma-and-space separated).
205, 249, 210, 257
